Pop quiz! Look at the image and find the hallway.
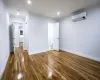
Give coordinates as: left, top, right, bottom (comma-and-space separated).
1, 48, 100, 80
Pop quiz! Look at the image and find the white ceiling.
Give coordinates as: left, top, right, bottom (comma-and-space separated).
4, 0, 100, 19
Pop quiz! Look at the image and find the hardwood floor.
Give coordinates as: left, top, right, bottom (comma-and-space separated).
1, 48, 100, 80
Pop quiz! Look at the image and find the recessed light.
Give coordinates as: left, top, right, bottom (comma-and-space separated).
17, 12, 19, 16
57, 12, 60, 16
27, 0, 32, 4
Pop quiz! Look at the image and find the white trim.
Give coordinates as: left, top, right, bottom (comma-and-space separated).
60, 49, 100, 62
0, 55, 9, 79
29, 50, 48, 55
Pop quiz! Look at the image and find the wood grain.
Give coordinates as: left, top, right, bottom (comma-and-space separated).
1, 48, 100, 80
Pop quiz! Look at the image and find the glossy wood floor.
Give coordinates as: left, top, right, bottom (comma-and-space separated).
1, 48, 100, 80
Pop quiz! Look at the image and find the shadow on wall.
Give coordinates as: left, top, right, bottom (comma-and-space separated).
9, 24, 14, 53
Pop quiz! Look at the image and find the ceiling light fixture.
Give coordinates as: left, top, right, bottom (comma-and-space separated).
57, 12, 60, 16
27, 0, 32, 4
17, 12, 19, 16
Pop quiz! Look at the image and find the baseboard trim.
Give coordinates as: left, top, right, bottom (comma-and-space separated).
60, 49, 100, 62
0, 74, 1, 80
29, 50, 48, 55
0, 53, 10, 79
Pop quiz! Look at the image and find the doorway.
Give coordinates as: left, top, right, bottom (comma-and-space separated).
48, 22, 59, 51
9, 22, 24, 52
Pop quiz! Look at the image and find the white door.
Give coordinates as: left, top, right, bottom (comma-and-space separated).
13, 23, 20, 47
48, 23, 54, 50
53, 22, 59, 51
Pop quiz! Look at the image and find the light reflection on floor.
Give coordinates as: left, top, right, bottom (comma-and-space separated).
17, 73, 23, 79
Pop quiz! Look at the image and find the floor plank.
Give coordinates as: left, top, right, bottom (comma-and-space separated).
1, 48, 100, 80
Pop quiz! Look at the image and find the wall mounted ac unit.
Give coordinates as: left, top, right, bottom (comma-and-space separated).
72, 12, 87, 22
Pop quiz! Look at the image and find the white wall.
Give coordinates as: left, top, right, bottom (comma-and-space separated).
23, 16, 29, 51
20, 35, 24, 43
0, 0, 10, 78
28, 13, 56, 55
10, 16, 25, 24
59, 5, 100, 61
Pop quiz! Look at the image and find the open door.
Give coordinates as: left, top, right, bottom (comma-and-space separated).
48, 23, 54, 50
13, 23, 20, 48
48, 22, 59, 51
53, 22, 59, 51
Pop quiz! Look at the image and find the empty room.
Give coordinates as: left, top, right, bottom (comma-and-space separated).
0, 0, 100, 80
